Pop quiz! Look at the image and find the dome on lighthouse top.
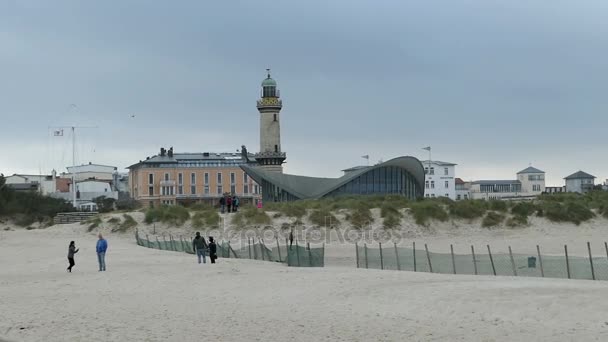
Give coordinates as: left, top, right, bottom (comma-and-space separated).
261, 69, 277, 87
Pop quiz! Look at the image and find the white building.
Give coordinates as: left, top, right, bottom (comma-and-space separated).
4, 171, 57, 195
421, 160, 456, 200
62, 163, 117, 182
470, 166, 545, 200
455, 178, 470, 200
564, 171, 595, 193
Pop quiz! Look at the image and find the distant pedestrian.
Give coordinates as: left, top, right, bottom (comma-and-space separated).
67, 241, 79, 272
208, 236, 217, 264
193, 232, 208, 264
96, 234, 108, 272
219, 196, 226, 213
289, 229, 294, 248
226, 196, 233, 213
232, 196, 239, 212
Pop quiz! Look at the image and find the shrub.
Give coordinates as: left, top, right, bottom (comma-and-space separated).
87, 217, 102, 232
380, 202, 402, 218
540, 201, 594, 225
114, 214, 137, 232
482, 212, 504, 227
144, 205, 190, 226
449, 200, 486, 220
107, 217, 120, 224
409, 201, 448, 226
191, 210, 221, 229
383, 214, 401, 229
348, 205, 373, 229
308, 208, 338, 227
506, 215, 528, 227
232, 207, 271, 226
511, 202, 536, 217
488, 200, 508, 212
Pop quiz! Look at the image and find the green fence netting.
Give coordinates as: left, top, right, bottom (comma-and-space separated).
287, 244, 325, 267
357, 243, 608, 281
135, 231, 307, 266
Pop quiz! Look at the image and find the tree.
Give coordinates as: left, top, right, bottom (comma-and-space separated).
94, 196, 116, 213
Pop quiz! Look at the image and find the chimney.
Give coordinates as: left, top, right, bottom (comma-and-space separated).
160, 148, 166, 156
168, 147, 174, 157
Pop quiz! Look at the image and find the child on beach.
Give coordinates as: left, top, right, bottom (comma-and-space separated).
67, 241, 79, 272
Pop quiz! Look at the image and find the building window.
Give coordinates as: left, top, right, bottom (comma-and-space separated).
430, 167, 435, 175
425, 167, 429, 174
148, 173, 154, 185
204, 185, 209, 195
230, 172, 236, 184
191, 173, 196, 185
217, 185, 223, 194
273, 114, 277, 121
243, 173, 248, 183
244, 184, 249, 194
204, 173, 209, 185
178, 173, 183, 184
426, 194, 430, 198
457, 194, 461, 200
254, 185, 259, 194
425, 181, 429, 189
148, 186, 154, 196
217, 172, 222, 184
274, 145, 278, 152
431, 194, 435, 198
464, 194, 468, 200
231, 185, 236, 194
178, 186, 183, 195
164, 173, 169, 181
431, 181, 435, 189
191, 185, 196, 195
445, 181, 449, 188
445, 193, 449, 197
444, 168, 448, 176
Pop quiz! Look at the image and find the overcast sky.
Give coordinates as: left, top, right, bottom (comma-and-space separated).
1, 0, 607, 185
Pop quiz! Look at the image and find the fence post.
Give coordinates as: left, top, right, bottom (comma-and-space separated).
146, 234, 150, 248
296, 240, 301, 267
248, 238, 252, 259
307, 242, 312, 267
605, 242, 608, 262
536, 245, 544, 277
487, 245, 496, 276
413, 242, 417, 272
424, 244, 433, 273
259, 239, 265, 261
508, 246, 517, 276
588, 242, 596, 281
394, 243, 401, 271
157, 237, 162, 250
364, 243, 368, 269
162, 236, 167, 250
276, 237, 282, 262
450, 244, 456, 274
355, 242, 360, 268
253, 238, 258, 259
565, 245, 571, 279
471, 245, 477, 275
379, 242, 384, 270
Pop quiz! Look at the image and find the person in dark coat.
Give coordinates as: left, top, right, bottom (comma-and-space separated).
192, 232, 208, 264
226, 196, 233, 213
208, 236, 217, 264
67, 241, 79, 272
289, 229, 294, 248
232, 196, 239, 212
219, 196, 226, 214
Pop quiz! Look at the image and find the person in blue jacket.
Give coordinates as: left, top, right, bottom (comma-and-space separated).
96, 233, 108, 271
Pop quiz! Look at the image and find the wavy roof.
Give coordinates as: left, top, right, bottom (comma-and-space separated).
241, 156, 425, 199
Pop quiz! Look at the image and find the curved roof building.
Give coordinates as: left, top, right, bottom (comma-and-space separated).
241, 156, 425, 202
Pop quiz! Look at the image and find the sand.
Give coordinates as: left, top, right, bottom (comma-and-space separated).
2, 222, 608, 342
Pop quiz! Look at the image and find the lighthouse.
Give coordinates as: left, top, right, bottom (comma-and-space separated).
254, 69, 286, 173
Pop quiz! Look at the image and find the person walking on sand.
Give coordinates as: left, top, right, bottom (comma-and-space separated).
67, 241, 79, 272
208, 236, 217, 264
289, 229, 294, 248
193, 232, 208, 264
232, 196, 239, 212
96, 234, 108, 271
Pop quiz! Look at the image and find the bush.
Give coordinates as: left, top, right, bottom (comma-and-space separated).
511, 202, 536, 217
409, 201, 448, 226
383, 214, 401, 229
191, 210, 221, 229
540, 201, 594, 225
449, 200, 486, 220
144, 205, 190, 226
482, 212, 504, 227
114, 214, 137, 232
347, 203, 373, 228
232, 207, 271, 226
506, 215, 528, 227
308, 208, 338, 227
488, 200, 508, 212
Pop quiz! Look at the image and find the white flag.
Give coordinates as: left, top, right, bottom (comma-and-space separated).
53, 130, 64, 136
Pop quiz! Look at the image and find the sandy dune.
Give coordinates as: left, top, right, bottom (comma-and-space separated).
2, 226, 608, 341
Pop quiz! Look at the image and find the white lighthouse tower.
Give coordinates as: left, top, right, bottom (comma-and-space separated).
254, 69, 286, 173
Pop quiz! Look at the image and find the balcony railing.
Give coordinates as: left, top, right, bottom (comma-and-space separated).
160, 180, 176, 186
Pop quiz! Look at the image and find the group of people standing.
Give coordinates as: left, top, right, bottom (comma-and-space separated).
192, 232, 218, 264
219, 195, 239, 214
66, 234, 108, 273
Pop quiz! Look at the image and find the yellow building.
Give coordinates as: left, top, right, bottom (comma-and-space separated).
128, 147, 260, 207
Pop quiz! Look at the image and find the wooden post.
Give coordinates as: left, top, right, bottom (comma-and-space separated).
413, 242, 417, 272
276, 237, 282, 262
508, 246, 517, 276
307, 242, 312, 267
379, 242, 384, 270
259, 239, 265, 261
424, 244, 433, 273
248, 238, 252, 259
253, 238, 258, 260
364, 243, 368, 269
537, 245, 544, 277
565, 245, 571, 279
296, 240, 301, 266
394, 243, 401, 271
355, 242, 360, 268
487, 245, 496, 276
450, 244, 456, 274
471, 245, 477, 275
229, 242, 238, 258
588, 242, 596, 281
